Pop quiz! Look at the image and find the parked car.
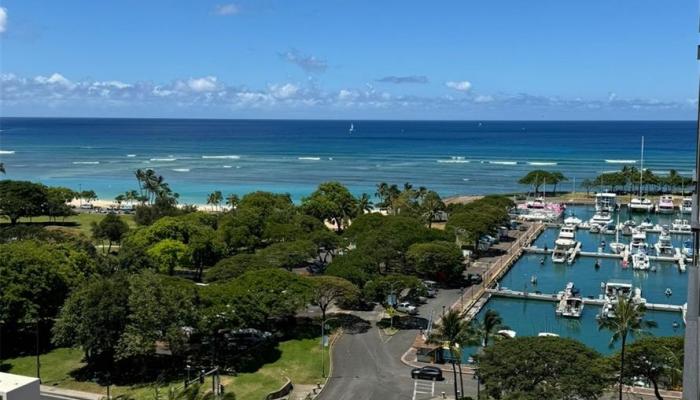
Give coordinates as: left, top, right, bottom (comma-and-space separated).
467, 273, 483, 285
422, 280, 438, 297
396, 302, 418, 315
411, 366, 443, 381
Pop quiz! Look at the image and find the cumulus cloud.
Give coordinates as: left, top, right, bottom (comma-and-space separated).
0, 7, 7, 34
185, 76, 219, 92
446, 81, 472, 92
0, 72, 693, 118
279, 49, 328, 73
215, 4, 239, 15
375, 75, 428, 84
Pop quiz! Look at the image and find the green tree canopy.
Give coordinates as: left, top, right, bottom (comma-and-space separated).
406, 241, 464, 281
92, 213, 131, 252
302, 181, 358, 231
478, 336, 610, 400
0, 180, 49, 224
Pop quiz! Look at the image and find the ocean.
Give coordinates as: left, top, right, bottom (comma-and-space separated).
0, 118, 695, 203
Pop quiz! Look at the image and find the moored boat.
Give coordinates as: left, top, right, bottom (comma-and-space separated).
655, 195, 675, 214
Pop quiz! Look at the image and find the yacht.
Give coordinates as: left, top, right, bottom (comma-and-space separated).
552, 226, 577, 263
638, 218, 654, 231
563, 216, 582, 227
556, 282, 584, 318
654, 230, 675, 256
672, 219, 692, 233
599, 281, 645, 319
632, 250, 650, 271
656, 195, 675, 214
681, 197, 693, 214
595, 193, 618, 213
526, 196, 546, 209
538, 332, 560, 337
589, 212, 613, 227
497, 329, 517, 338
629, 229, 648, 252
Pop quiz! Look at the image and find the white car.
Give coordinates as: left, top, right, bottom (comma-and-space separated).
396, 302, 418, 315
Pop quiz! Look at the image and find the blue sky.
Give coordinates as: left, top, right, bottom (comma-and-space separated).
0, 0, 697, 119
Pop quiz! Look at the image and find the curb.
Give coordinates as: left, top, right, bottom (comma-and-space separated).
310, 328, 343, 399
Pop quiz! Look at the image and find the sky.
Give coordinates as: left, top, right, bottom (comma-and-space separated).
0, 0, 698, 119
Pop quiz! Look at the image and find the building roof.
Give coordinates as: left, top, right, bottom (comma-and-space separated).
0, 372, 39, 393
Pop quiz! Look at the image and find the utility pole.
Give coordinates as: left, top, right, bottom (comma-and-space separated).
682, 38, 700, 400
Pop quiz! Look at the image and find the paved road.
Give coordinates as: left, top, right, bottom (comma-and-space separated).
318, 288, 478, 400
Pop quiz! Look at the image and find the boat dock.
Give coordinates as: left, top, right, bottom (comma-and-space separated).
524, 245, 687, 270
487, 288, 684, 313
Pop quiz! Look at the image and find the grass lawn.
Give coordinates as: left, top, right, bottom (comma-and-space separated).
0, 212, 136, 237
4, 337, 329, 400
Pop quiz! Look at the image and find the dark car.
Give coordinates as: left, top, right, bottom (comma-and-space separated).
411, 366, 443, 381
467, 273, 483, 285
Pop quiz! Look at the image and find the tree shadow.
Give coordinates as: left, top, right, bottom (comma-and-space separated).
328, 314, 371, 334
377, 315, 428, 331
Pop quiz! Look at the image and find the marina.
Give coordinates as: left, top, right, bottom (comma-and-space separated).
459, 202, 689, 360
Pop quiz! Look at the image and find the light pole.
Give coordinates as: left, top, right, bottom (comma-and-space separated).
682, 41, 700, 399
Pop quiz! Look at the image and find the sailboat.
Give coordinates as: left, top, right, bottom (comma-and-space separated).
609, 213, 626, 254
628, 136, 654, 212
349, 123, 354, 134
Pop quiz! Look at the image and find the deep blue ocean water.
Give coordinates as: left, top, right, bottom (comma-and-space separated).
0, 118, 694, 203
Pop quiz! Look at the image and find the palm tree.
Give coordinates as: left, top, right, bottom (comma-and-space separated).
225, 193, 239, 210
356, 193, 373, 215
428, 309, 470, 400
466, 309, 507, 398
207, 191, 223, 211
598, 296, 658, 400
0, 162, 5, 174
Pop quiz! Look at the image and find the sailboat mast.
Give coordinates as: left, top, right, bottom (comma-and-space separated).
639, 136, 644, 197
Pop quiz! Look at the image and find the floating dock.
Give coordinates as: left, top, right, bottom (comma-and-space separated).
487, 288, 684, 312
524, 246, 686, 269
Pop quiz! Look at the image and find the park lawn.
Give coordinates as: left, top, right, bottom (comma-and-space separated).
0, 212, 136, 237
5, 337, 329, 400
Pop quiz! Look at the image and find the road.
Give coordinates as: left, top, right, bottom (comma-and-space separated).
318, 288, 478, 400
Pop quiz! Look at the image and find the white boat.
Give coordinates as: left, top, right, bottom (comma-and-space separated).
632, 250, 650, 271
683, 303, 688, 325
681, 197, 692, 214
609, 214, 626, 254
589, 212, 613, 227
556, 282, 584, 318
599, 281, 645, 319
672, 219, 691, 233
628, 137, 654, 213
538, 332, 560, 337
682, 240, 694, 259
638, 218, 654, 231
656, 195, 675, 214
552, 226, 577, 263
629, 229, 648, 252
564, 216, 582, 227
595, 193, 618, 213
654, 231, 674, 256
349, 123, 354, 134
497, 329, 517, 338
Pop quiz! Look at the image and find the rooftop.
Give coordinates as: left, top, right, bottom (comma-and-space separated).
0, 372, 39, 393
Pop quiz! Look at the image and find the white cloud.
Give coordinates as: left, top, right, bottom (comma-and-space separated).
279, 49, 328, 73
0, 7, 7, 34
215, 4, 239, 15
34, 73, 75, 89
269, 83, 299, 99
446, 80, 472, 92
474, 95, 494, 103
187, 76, 219, 92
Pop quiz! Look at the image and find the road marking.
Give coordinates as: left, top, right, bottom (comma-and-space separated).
412, 380, 436, 400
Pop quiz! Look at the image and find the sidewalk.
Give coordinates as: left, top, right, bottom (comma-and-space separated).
41, 385, 103, 400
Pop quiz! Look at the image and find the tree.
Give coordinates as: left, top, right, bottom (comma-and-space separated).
302, 181, 358, 232
92, 214, 130, 252
46, 187, 77, 221
478, 337, 609, 400
598, 296, 658, 400
615, 336, 684, 399
356, 193, 373, 215
428, 309, 471, 399
52, 274, 130, 368
0, 180, 48, 224
255, 240, 316, 270
204, 254, 262, 283
146, 239, 189, 275
0, 162, 5, 174
420, 190, 445, 228
225, 193, 239, 209
116, 271, 198, 361
207, 191, 223, 211
518, 170, 550, 194
406, 241, 464, 281
310, 276, 359, 323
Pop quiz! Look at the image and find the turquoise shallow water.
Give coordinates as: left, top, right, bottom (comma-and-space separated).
0, 118, 695, 203
460, 205, 687, 360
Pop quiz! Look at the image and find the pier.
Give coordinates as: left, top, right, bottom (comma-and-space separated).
524, 245, 687, 269
487, 288, 684, 313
